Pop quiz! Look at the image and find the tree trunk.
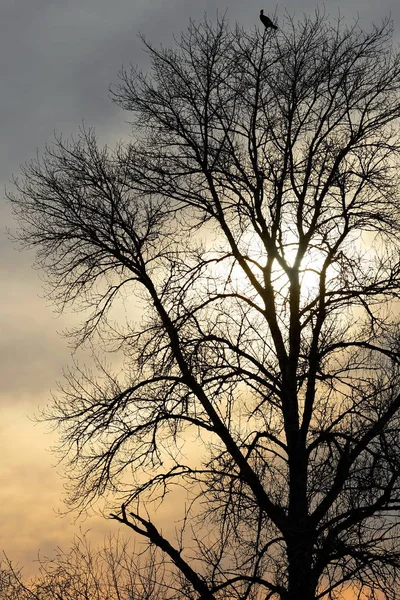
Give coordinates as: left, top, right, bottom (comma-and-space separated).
285, 427, 317, 600
286, 544, 317, 600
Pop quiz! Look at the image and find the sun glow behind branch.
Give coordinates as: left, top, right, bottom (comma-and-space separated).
206, 229, 336, 314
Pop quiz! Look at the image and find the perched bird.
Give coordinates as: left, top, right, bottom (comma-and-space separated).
259, 10, 277, 30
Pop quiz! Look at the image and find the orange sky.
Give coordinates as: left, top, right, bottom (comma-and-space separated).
0, 262, 116, 569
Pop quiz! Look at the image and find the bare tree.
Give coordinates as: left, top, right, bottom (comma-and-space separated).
9, 10, 400, 600
1, 532, 168, 600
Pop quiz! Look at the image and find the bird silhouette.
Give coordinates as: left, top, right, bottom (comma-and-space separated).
259, 10, 277, 30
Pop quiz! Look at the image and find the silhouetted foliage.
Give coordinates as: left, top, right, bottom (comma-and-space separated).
9, 11, 400, 600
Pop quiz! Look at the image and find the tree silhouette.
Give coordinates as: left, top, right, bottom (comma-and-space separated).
0, 533, 167, 600
9, 11, 400, 600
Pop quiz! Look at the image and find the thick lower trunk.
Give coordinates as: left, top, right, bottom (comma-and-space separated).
286, 577, 317, 600
282, 376, 317, 599
285, 547, 317, 600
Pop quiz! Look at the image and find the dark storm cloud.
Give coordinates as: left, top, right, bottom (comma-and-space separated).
1, 0, 398, 174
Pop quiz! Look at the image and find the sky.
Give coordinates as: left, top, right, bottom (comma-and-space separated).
1, 0, 399, 573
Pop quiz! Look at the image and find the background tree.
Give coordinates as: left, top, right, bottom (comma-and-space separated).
9, 11, 400, 600
0, 533, 166, 600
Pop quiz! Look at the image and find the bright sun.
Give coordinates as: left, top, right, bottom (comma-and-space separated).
215, 234, 330, 303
